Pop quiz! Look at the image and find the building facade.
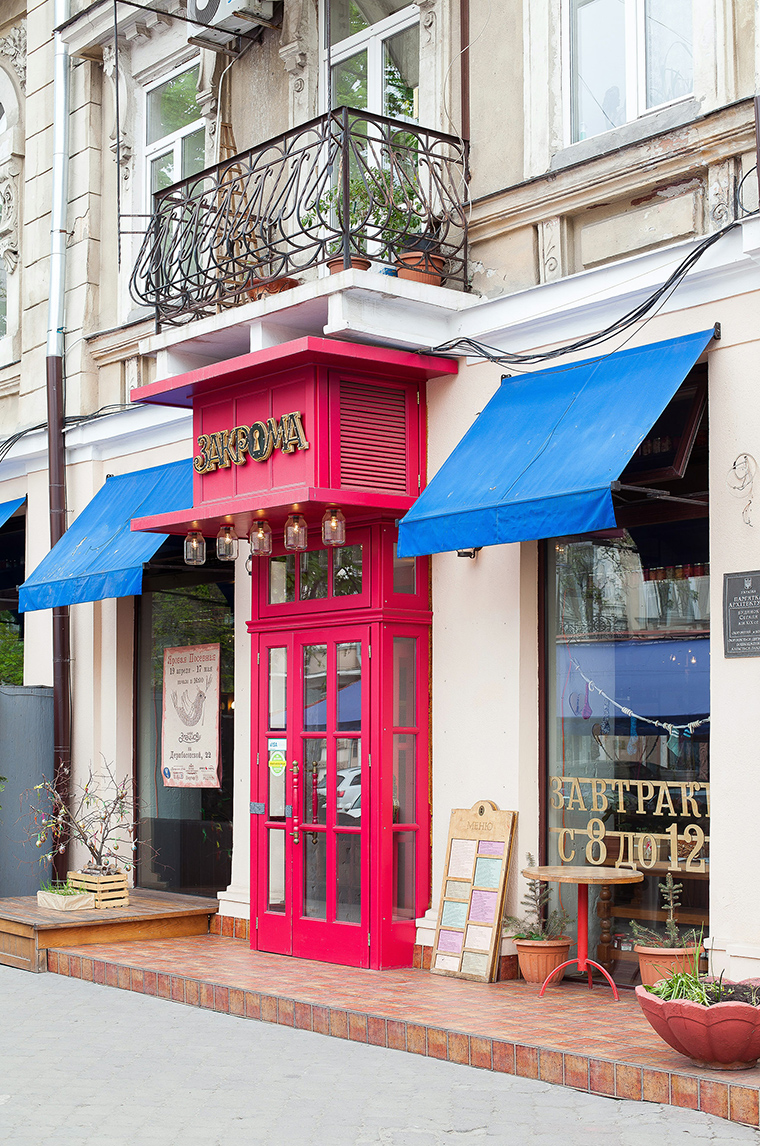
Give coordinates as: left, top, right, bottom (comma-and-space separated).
2, 0, 760, 981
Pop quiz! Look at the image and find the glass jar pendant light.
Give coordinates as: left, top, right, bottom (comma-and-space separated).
321, 507, 346, 546
184, 530, 206, 566
249, 519, 272, 557
283, 513, 308, 551
216, 524, 239, 562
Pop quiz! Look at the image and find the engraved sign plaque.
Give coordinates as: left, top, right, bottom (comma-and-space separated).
430, 801, 517, 983
724, 571, 760, 657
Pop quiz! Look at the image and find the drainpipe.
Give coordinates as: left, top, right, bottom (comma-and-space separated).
460, 0, 470, 142
47, 0, 72, 880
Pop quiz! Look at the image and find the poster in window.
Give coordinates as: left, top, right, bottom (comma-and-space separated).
161, 643, 221, 788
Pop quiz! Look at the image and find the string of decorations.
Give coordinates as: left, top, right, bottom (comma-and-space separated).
568, 657, 710, 738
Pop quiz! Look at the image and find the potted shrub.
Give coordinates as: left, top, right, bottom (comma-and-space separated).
37, 877, 95, 912
303, 180, 374, 273
630, 873, 701, 987
637, 962, 760, 1069
504, 854, 572, 985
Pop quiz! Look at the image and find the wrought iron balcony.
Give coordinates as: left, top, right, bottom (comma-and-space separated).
130, 107, 470, 325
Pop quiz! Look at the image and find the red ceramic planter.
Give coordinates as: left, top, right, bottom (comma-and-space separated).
636, 985, 760, 1069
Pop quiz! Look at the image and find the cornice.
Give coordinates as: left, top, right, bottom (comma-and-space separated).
87, 317, 155, 366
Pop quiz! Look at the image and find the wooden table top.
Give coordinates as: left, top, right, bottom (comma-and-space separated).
522, 865, 644, 886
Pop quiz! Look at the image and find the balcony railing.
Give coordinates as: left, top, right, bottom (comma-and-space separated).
130, 107, 470, 325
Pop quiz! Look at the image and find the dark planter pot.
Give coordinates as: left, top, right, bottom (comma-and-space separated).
247, 276, 300, 301
636, 985, 760, 1069
327, 255, 372, 274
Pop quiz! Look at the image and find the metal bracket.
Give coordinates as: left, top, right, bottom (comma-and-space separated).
611, 481, 708, 507
250, 802, 265, 814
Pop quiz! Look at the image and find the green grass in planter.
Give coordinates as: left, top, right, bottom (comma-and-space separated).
39, 878, 85, 897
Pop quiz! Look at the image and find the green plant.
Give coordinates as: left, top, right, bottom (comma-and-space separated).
630, 873, 700, 948
39, 877, 86, 897
504, 853, 572, 941
303, 169, 427, 257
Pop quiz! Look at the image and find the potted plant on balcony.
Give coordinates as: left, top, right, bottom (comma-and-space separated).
303, 181, 373, 273
504, 854, 572, 985
636, 960, 760, 1069
25, 760, 141, 909
630, 873, 701, 987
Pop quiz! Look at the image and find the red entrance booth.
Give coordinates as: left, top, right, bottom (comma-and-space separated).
132, 338, 457, 969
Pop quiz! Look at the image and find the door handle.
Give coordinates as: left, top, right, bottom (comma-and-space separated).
290, 760, 300, 844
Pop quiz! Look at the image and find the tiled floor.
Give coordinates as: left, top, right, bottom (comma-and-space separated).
47, 935, 760, 1129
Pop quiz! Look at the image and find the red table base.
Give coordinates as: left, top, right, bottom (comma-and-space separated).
538, 882, 620, 1000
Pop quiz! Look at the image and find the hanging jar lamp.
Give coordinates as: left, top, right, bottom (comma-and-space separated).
249, 519, 272, 557
321, 507, 346, 546
216, 524, 239, 562
283, 513, 308, 551
184, 530, 206, 566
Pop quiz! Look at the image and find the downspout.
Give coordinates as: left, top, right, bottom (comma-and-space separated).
47, 0, 72, 880
460, 0, 470, 142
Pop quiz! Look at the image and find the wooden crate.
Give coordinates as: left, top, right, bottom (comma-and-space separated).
67, 871, 129, 909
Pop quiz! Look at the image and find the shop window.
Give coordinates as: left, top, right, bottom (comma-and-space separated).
145, 61, 205, 195
326, 0, 419, 119
136, 540, 234, 896
570, 0, 693, 143
267, 539, 366, 609
0, 511, 24, 683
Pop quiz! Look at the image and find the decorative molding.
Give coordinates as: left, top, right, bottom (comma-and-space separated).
0, 23, 26, 92
102, 40, 133, 176
414, 0, 436, 46
0, 165, 20, 273
279, 0, 317, 125
537, 216, 567, 283
707, 157, 737, 229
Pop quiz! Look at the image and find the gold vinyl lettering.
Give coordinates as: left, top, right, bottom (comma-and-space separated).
590, 778, 608, 812
615, 832, 637, 870
566, 777, 587, 812
635, 781, 654, 815
558, 828, 576, 862
194, 412, 310, 474
683, 824, 706, 872
609, 778, 630, 812
654, 784, 676, 817
585, 818, 607, 864
680, 782, 702, 818
549, 776, 564, 810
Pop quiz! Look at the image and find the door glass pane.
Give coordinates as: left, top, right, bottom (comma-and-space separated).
393, 734, 415, 824
151, 150, 175, 195
393, 543, 416, 594
333, 545, 363, 596
572, 0, 626, 142
328, 0, 410, 45
268, 830, 286, 913
304, 738, 327, 825
383, 24, 419, 120
645, 0, 693, 108
267, 738, 287, 818
304, 644, 328, 730
303, 832, 327, 918
181, 127, 206, 179
332, 50, 368, 110
393, 636, 416, 726
336, 739, 361, 824
300, 549, 329, 600
337, 642, 362, 730
337, 833, 362, 922
393, 830, 415, 920
269, 554, 296, 604
268, 647, 287, 730
147, 65, 201, 144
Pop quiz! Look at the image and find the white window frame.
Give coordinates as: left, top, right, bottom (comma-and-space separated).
565, 0, 694, 146
143, 57, 204, 202
320, 2, 420, 118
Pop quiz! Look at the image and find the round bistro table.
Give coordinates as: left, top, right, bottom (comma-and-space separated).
522, 865, 644, 1001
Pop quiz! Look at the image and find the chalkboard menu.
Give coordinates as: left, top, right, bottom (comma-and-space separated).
430, 801, 517, 983
724, 571, 760, 657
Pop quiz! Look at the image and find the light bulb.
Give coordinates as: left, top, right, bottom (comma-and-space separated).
216, 525, 239, 561
184, 530, 206, 566
322, 507, 346, 546
284, 513, 308, 551
249, 519, 272, 557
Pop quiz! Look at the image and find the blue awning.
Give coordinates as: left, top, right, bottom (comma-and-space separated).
398, 330, 714, 557
19, 460, 193, 612
0, 496, 25, 529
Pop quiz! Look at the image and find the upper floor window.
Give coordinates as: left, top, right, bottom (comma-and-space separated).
327, 1, 419, 120
145, 62, 205, 195
570, 0, 693, 142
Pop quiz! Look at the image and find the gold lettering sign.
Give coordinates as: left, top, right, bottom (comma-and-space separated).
194, 412, 309, 475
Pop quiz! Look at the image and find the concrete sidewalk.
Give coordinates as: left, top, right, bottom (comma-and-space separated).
0, 965, 756, 1145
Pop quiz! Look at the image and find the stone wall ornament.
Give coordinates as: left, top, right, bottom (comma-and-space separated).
0, 167, 20, 273
102, 39, 133, 176
0, 23, 26, 92
537, 216, 567, 283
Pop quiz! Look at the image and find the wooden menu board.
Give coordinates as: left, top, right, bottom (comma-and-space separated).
430, 801, 517, 983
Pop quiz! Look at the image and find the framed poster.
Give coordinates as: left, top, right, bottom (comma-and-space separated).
161, 643, 221, 788
430, 801, 517, 983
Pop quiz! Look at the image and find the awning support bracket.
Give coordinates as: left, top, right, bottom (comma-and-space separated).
611, 481, 708, 507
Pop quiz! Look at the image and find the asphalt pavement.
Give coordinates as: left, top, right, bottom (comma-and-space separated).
0, 965, 757, 1145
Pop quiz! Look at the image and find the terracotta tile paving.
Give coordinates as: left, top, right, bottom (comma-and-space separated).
47, 935, 760, 1129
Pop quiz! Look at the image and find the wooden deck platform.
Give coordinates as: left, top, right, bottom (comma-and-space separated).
0, 890, 218, 972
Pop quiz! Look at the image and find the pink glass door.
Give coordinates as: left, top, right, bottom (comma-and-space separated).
254, 626, 370, 967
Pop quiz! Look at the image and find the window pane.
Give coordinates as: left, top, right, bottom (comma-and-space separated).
329, 0, 410, 45
572, 0, 626, 142
333, 545, 363, 596
383, 24, 419, 120
300, 549, 329, 600
393, 636, 416, 726
269, 554, 296, 604
336, 833, 361, 922
393, 734, 415, 824
268, 830, 286, 912
393, 543, 416, 594
393, 830, 415, 920
181, 127, 206, 179
151, 150, 175, 195
336, 739, 361, 824
645, 0, 693, 108
268, 648, 287, 730
332, 50, 368, 110
303, 831, 327, 918
304, 644, 328, 731
147, 65, 200, 144
337, 642, 361, 730
304, 738, 327, 825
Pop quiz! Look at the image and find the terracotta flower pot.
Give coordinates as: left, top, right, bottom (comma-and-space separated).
634, 944, 700, 987
327, 255, 372, 274
395, 250, 446, 286
636, 985, 760, 1069
513, 937, 572, 986
247, 276, 300, 301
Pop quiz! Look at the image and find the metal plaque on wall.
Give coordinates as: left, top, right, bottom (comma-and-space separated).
724, 571, 760, 657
